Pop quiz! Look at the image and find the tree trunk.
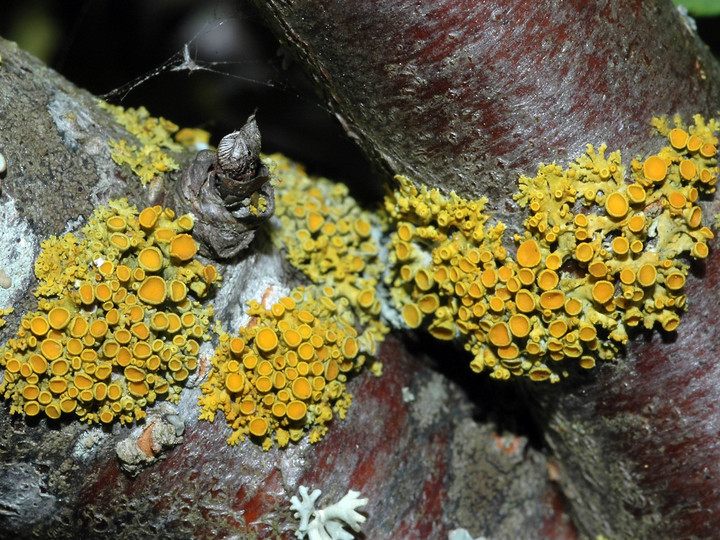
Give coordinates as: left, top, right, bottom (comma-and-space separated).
0, 35, 571, 540
249, 1, 720, 538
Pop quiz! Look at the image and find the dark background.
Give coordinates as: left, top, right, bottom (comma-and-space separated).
0, 0, 381, 200
1, 0, 718, 202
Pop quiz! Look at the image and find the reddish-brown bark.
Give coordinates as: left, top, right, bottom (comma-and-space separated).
250, 0, 720, 537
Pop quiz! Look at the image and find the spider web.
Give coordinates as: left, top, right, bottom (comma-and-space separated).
99, 17, 326, 113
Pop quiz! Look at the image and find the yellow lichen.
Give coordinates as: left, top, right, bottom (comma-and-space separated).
0, 199, 219, 423
384, 114, 717, 382
0, 307, 13, 329
99, 103, 208, 186
199, 288, 364, 449
268, 153, 388, 356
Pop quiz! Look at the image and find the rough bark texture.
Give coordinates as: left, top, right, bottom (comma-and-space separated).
0, 37, 573, 539
254, 0, 720, 235
249, 0, 720, 538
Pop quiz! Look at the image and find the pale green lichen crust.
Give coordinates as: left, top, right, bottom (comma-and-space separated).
0, 200, 219, 423
384, 115, 717, 382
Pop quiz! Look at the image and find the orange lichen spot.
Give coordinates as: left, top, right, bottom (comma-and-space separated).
488, 296, 505, 312
169, 233, 197, 261
669, 128, 688, 150
623, 242, 642, 258
138, 276, 166, 305
297, 310, 314, 324
228, 337, 245, 357
661, 314, 680, 332
643, 155, 667, 182
225, 372, 245, 394
539, 290, 565, 311
133, 342, 152, 359
40, 339, 63, 361
79, 283, 95, 304
203, 264, 218, 284
537, 269, 559, 291
588, 261, 608, 279
637, 264, 657, 287
516, 239, 542, 268
138, 247, 164, 272
150, 312, 169, 332
612, 237, 629, 256
281, 328, 302, 349
342, 337, 359, 359
575, 243, 594, 263
619, 268, 636, 285
29, 354, 48, 374
605, 192, 629, 218
50, 358, 69, 376
128, 381, 149, 397
626, 184, 646, 204
89, 319, 108, 339
592, 281, 615, 304
414, 268, 434, 291
548, 320, 568, 339
700, 168, 715, 184
668, 191, 687, 209
176, 213, 194, 231
497, 344, 519, 360
115, 264, 132, 282
355, 217, 373, 238
74, 372, 94, 390
402, 303, 423, 328
95, 283, 112, 303
686, 206, 702, 228
488, 322, 512, 347
255, 376, 273, 393
286, 400, 307, 421
515, 289, 536, 313
109, 233, 130, 251
292, 377, 313, 400
687, 134, 702, 153
124, 365, 146, 383
297, 342, 315, 362
29, 316, 50, 336
417, 294, 440, 314
627, 214, 645, 233
679, 159, 697, 181
700, 143, 717, 159
138, 206, 159, 228
166, 313, 182, 333
106, 216, 127, 232
256, 328, 279, 353
666, 272, 686, 291
22, 385, 40, 401
508, 314, 531, 338
48, 377, 67, 394
24, 402, 41, 416
564, 298, 582, 317
529, 367, 551, 382
545, 253, 562, 271
132, 267, 146, 282
48, 307, 70, 330
692, 242, 709, 258
307, 212, 325, 233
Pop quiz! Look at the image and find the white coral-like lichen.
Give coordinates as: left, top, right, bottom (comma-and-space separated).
290, 485, 368, 540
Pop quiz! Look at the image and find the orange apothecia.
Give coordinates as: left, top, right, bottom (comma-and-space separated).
384, 114, 717, 382
199, 288, 365, 450
1, 199, 219, 423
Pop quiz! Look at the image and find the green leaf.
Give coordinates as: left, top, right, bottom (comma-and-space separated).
672, 0, 720, 17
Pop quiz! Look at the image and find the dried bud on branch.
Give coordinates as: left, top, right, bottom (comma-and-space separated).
169, 115, 274, 259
